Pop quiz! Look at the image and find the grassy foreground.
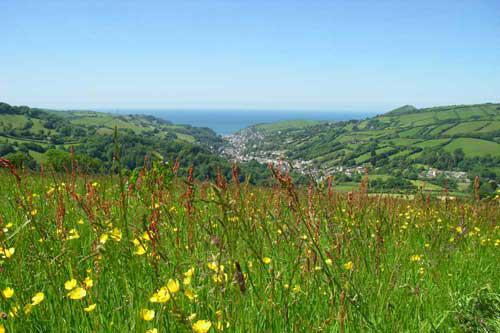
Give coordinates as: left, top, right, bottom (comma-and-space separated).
0, 161, 499, 332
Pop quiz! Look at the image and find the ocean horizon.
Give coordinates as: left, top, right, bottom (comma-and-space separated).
105, 110, 380, 135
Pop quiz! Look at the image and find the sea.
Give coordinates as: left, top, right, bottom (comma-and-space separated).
108, 110, 379, 136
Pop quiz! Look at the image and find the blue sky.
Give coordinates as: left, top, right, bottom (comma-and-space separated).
1, 0, 499, 111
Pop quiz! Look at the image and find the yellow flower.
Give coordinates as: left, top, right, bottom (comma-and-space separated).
67, 287, 87, 300
184, 267, 195, 277
31, 292, 45, 305
3, 247, 15, 258
183, 275, 192, 286
99, 233, 109, 244
8, 305, 19, 317
325, 258, 333, 266
30, 209, 37, 216
0, 324, 4, 333
150, 287, 171, 303
84, 277, 94, 288
2, 287, 14, 298
207, 261, 218, 271
262, 257, 272, 265
67, 229, 80, 240
111, 228, 122, 242
184, 289, 197, 301
410, 254, 422, 262
292, 284, 301, 293
142, 232, 152, 241
212, 272, 227, 284
167, 279, 180, 294
134, 244, 147, 256
24, 303, 33, 314
192, 320, 212, 333
343, 261, 354, 271
64, 278, 77, 290
145, 329, 158, 333
140, 308, 155, 321
84, 303, 97, 312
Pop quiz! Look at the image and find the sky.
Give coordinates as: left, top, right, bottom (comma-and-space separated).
1, 0, 499, 112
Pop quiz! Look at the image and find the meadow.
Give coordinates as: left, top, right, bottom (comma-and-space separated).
0, 159, 499, 332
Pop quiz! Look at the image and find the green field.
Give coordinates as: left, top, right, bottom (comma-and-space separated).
0, 164, 498, 332
443, 138, 500, 157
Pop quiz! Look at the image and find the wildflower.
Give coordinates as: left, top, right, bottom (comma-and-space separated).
212, 272, 227, 284
150, 287, 171, 303
183, 275, 192, 286
1, 247, 15, 258
67, 287, 87, 300
142, 232, 152, 241
410, 255, 422, 262
146, 329, 158, 333
8, 305, 19, 317
0, 324, 4, 333
84, 303, 97, 312
31, 292, 45, 305
262, 257, 272, 264
99, 233, 109, 244
343, 261, 354, 271
182, 267, 194, 286
84, 277, 93, 288
325, 258, 333, 266
167, 279, 180, 294
140, 308, 155, 321
24, 303, 33, 314
184, 289, 197, 301
77, 219, 84, 225
65, 279, 77, 290
67, 229, 80, 240
192, 320, 212, 333
134, 244, 147, 256
207, 261, 219, 271
455, 226, 463, 233
292, 285, 301, 293
184, 267, 195, 277
2, 287, 14, 298
111, 228, 122, 242
30, 209, 37, 216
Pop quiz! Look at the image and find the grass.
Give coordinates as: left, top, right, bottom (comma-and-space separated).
0, 160, 499, 332
442, 121, 489, 135
254, 120, 322, 132
443, 138, 500, 157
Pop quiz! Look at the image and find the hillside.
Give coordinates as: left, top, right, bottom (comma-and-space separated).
223, 103, 500, 194
0, 102, 230, 178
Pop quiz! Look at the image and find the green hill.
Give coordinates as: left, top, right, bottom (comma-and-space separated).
224, 103, 500, 194
0, 102, 230, 178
